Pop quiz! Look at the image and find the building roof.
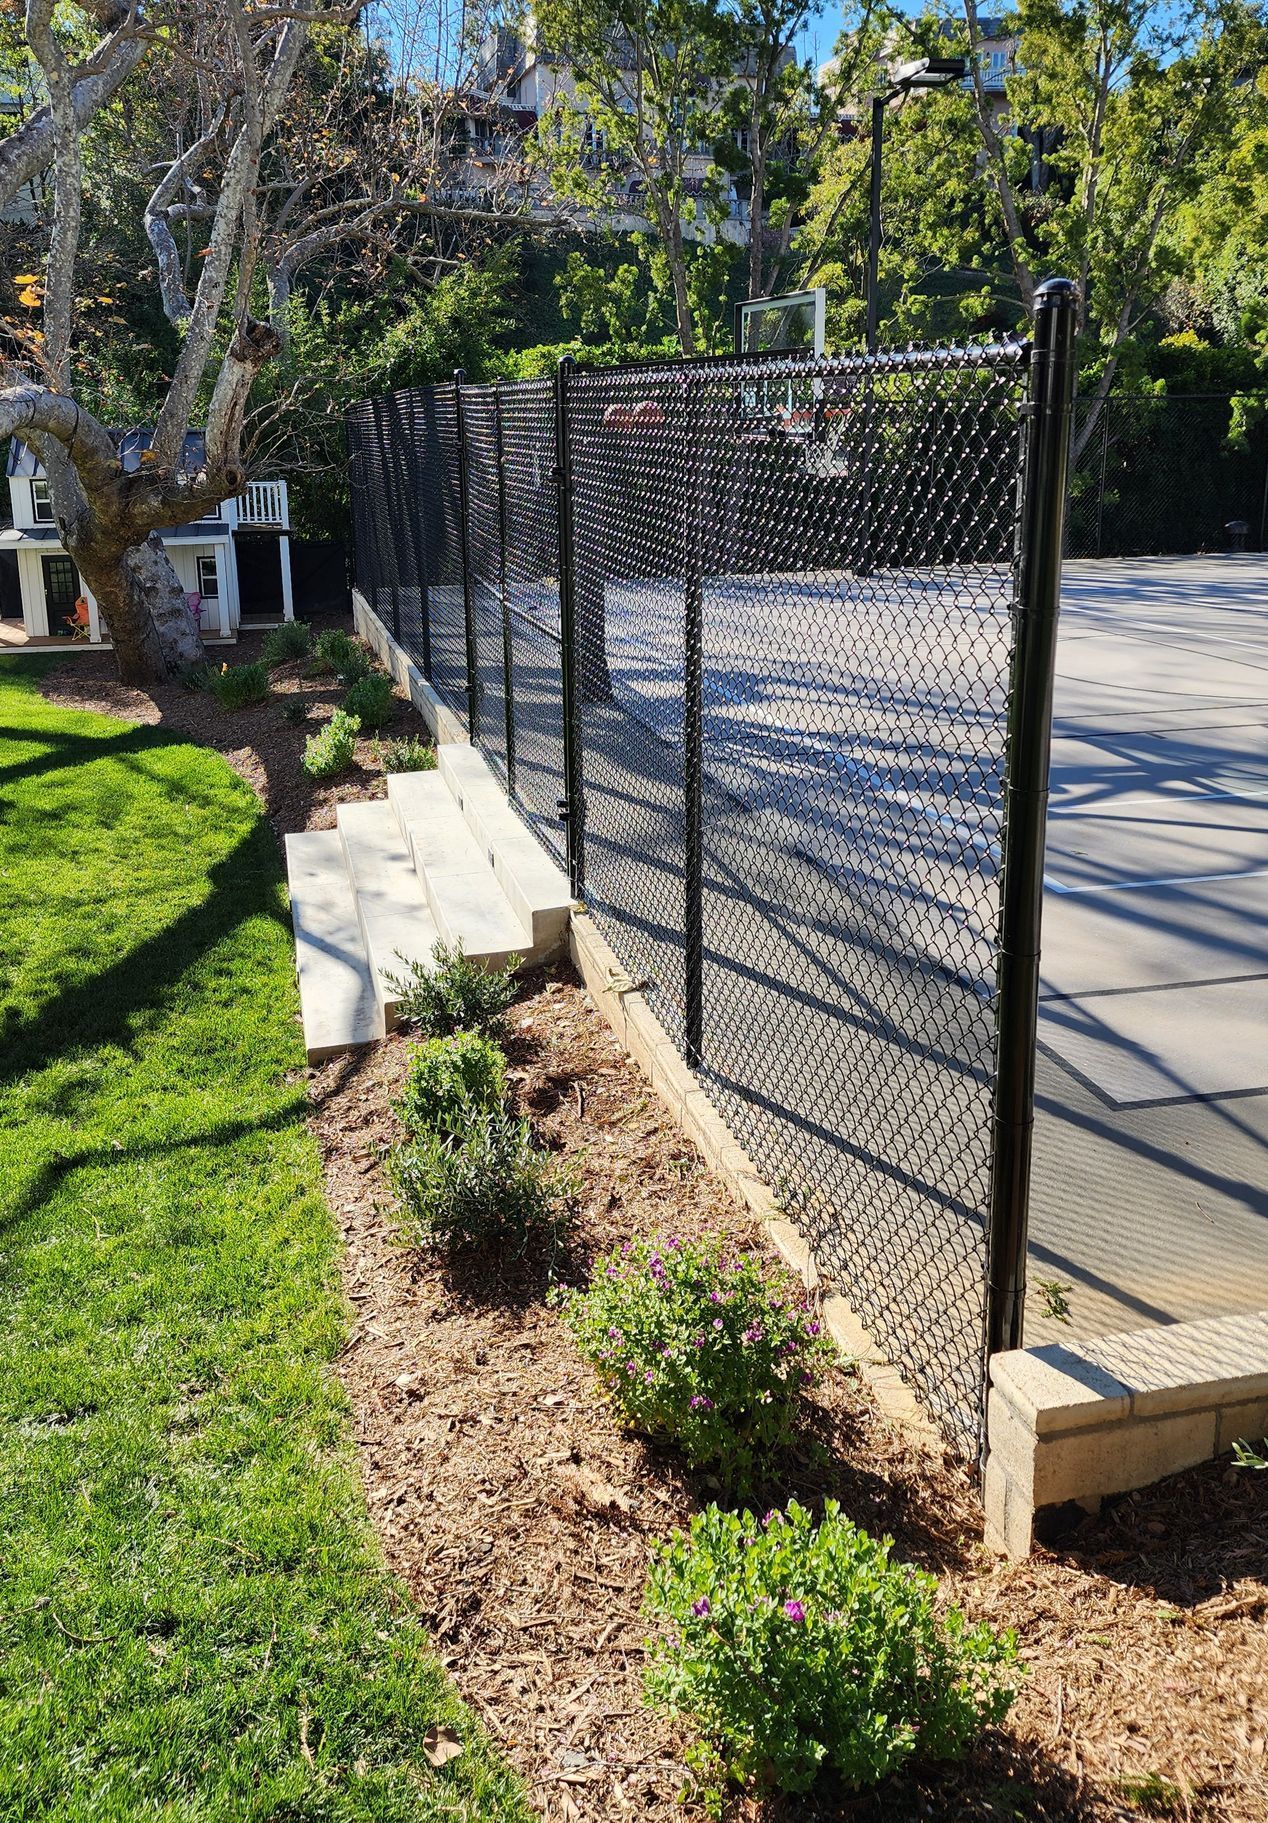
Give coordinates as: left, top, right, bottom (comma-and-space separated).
7, 429, 209, 480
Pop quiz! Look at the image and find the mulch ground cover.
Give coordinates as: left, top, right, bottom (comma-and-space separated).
42, 628, 1268, 1823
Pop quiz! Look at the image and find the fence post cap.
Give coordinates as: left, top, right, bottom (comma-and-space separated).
1034, 276, 1080, 309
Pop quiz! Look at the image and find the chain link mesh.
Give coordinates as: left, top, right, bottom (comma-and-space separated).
348, 339, 1036, 1453
1067, 392, 1268, 557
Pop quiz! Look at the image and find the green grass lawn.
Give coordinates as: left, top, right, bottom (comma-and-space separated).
0, 659, 527, 1822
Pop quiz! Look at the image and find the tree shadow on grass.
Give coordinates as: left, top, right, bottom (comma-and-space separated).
0, 811, 290, 1091
0, 719, 180, 792
4, 1098, 308, 1238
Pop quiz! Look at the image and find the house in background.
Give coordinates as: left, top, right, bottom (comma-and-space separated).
0, 431, 294, 648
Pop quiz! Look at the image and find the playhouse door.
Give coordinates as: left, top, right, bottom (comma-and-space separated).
41, 555, 81, 636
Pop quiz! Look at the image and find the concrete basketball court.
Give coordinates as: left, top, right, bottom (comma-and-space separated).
1028, 555, 1268, 1339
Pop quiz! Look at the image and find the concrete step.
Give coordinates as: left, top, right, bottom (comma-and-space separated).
284, 831, 383, 1062
335, 800, 441, 1027
433, 744, 572, 953
387, 771, 537, 971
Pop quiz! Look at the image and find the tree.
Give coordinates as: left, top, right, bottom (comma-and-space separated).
962, 0, 1267, 455
531, 0, 732, 352
0, 0, 527, 683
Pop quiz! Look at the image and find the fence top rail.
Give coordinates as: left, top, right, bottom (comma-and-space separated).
345, 334, 1035, 423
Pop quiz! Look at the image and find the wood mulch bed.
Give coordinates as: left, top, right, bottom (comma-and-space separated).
42, 632, 1268, 1823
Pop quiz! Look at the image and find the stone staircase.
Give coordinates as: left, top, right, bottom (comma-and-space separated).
284, 743, 572, 1061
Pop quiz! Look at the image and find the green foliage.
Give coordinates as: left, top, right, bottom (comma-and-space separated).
301, 708, 361, 779
0, 660, 528, 1821
385, 940, 519, 1039
280, 696, 310, 726
376, 733, 436, 773
343, 669, 395, 732
260, 620, 313, 666
1232, 1437, 1268, 1470
206, 660, 270, 711
178, 662, 212, 692
314, 627, 372, 685
644, 1500, 1018, 1801
389, 1106, 569, 1252
1118, 1770, 1185, 1815
559, 1236, 833, 1483
395, 1032, 508, 1140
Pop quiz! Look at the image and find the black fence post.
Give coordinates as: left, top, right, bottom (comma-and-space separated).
985, 277, 1079, 1382
391, 388, 432, 681
554, 355, 583, 898
683, 368, 705, 1068
494, 381, 516, 797
452, 370, 479, 741
344, 410, 361, 608
370, 394, 402, 640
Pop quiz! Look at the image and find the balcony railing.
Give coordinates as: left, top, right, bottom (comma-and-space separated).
235, 479, 288, 527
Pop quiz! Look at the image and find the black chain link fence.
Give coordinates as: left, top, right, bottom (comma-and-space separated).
347, 315, 1074, 1455
1068, 392, 1268, 557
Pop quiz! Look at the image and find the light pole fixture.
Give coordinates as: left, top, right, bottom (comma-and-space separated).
867, 56, 966, 354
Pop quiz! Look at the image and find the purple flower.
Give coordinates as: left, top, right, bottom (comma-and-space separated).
742, 1324, 764, 1345
689, 1394, 714, 1410
607, 1326, 622, 1339
621, 1242, 632, 1255
783, 1601, 806, 1623
626, 1360, 637, 1374
709, 1289, 723, 1303
762, 1509, 779, 1527
693, 1335, 706, 1348
606, 1265, 620, 1278
644, 1368, 655, 1383
666, 1236, 682, 1250
806, 1320, 821, 1337
712, 1318, 723, 1331
691, 1597, 711, 1618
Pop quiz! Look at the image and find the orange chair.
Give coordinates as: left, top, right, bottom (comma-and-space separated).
64, 597, 91, 639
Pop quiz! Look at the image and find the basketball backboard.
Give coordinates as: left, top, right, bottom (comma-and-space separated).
733, 287, 826, 360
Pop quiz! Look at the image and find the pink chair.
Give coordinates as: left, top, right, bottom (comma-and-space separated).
186, 591, 203, 628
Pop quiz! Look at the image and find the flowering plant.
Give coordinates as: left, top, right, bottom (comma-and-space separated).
558, 1235, 833, 1483
645, 1500, 1018, 1801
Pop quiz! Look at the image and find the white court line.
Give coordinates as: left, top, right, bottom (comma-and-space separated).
1049, 784, 1268, 815
1045, 864, 1268, 897
1059, 611, 1268, 655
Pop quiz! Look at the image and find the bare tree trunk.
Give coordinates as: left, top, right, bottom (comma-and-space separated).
69, 532, 207, 685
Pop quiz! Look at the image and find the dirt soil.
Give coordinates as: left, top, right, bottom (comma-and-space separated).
42, 635, 1268, 1823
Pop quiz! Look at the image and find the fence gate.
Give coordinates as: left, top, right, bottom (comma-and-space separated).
346, 281, 1077, 1456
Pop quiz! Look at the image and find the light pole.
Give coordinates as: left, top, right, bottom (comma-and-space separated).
866, 56, 966, 354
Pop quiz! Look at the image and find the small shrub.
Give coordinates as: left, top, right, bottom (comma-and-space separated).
395, 1032, 507, 1139
343, 670, 395, 732
206, 660, 270, 710
377, 734, 436, 773
302, 708, 361, 779
280, 696, 310, 726
314, 627, 372, 685
261, 620, 313, 666
389, 1106, 569, 1252
644, 1500, 1018, 1802
178, 662, 211, 692
385, 939, 519, 1038
559, 1236, 833, 1483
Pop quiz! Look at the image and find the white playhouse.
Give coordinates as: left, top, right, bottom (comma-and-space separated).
0, 431, 293, 647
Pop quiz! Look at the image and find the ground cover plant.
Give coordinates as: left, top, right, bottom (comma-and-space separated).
302, 706, 361, 778
0, 658, 527, 1821
261, 619, 313, 666
387, 940, 519, 1038
394, 1032, 507, 1139
206, 658, 270, 710
344, 670, 396, 733
644, 1500, 1018, 1805
389, 1105, 570, 1253
377, 733, 436, 772
313, 627, 373, 686
560, 1234, 834, 1485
